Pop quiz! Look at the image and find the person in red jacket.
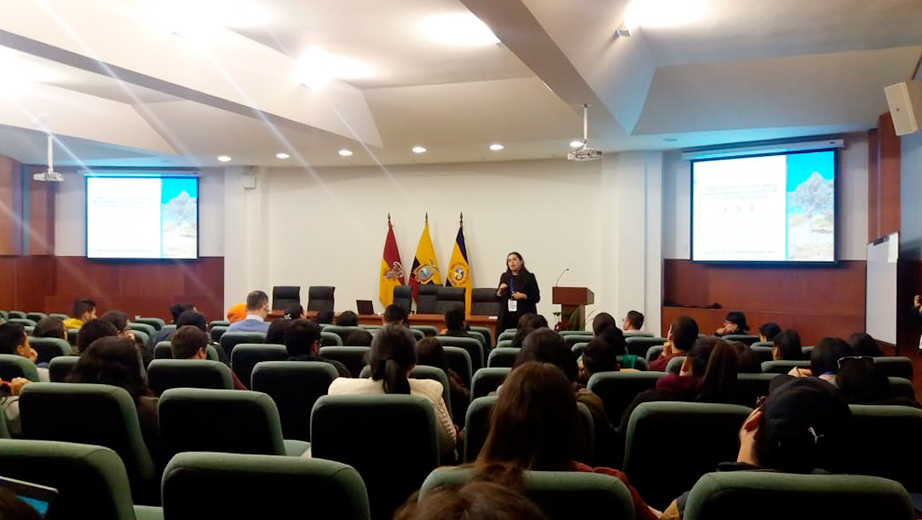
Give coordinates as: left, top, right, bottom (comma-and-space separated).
649, 316, 699, 372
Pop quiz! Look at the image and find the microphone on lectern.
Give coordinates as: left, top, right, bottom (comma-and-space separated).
555, 268, 569, 287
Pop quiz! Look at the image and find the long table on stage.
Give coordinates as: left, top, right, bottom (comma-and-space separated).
358, 314, 499, 337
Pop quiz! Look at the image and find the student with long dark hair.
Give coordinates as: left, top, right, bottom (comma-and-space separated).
496, 252, 540, 334
326, 325, 456, 456
510, 313, 547, 348
474, 362, 658, 520
773, 329, 803, 360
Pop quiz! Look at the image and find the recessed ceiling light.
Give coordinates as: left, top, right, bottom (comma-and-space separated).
296, 48, 375, 88
489, 143, 505, 151
570, 140, 584, 148
421, 13, 500, 46
412, 146, 427, 154
276, 152, 290, 159
217, 155, 232, 162
338, 149, 353, 157
625, 0, 707, 28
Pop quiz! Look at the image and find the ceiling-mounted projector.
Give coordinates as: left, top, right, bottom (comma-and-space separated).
33, 134, 64, 182
567, 104, 602, 162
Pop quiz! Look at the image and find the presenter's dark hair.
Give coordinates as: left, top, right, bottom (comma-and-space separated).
336, 310, 358, 327
774, 329, 803, 360
670, 316, 699, 352
724, 311, 749, 332
369, 325, 417, 394
383, 304, 410, 326
245, 290, 269, 311
33, 316, 66, 340
504, 251, 529, 274
72, 298, 96, 319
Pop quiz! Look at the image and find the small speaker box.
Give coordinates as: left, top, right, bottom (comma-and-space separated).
885, 80, 922, 136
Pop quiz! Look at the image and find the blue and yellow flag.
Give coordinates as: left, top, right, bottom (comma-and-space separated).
409, 214, 441, 301
446, 214, 471, 315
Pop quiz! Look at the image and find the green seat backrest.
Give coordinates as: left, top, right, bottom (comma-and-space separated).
134, 317, 165, 331
435, 336, 484, 372
0, 439, 138, 520
751, 341, 773, 348
159, 388, 287, 458
230, 343, 289, 387
874, 357, 913, 380
469, 326, 493, 348
721, 334, 760, 345
888, 377, 915, 400
26, 312, 48, 322
572, 342, 590, 357
250, 361, 339, 442
560, 330, 593, 336
318, 346, 369, 378
665, 355, 686, 374
496, 339, 513, 348
19, 383, 156, 503
210, 325, 229, 343
411, 325, 439, 337
624, 401, 752, 510
66, 328, 80, 346
209, 320, 231, 328
420, 467, 634, 520
761, 360, 810, 374
8, 317, 37, 327
131, 329, 151, 349
487, 347, 519, 368
0, 310, 8, 320
407, 328, 425, 340
684, 471, 914, 520
802, 346, 815, 356
497, 329, 517, 342
8, 311, 27, 320
0, 354, 40, 382
442, 346, 473, 388
28, 337, 72, 363
148, 359, 234, 395
645, 345, 664, 363
49, 313, 69, 321
470, 367, 510, 399
624, 331, 654, 338
321, 325, 364, 344
311, 394, 439, 520
48, 356, 78, 382
587, 371, 665, 422
128, 322, 157, 342
320, 331, 343, 346
564, 335, 591, 349
625, 336, 666, 358
735, 373, 781, 408
848, 404, 922, 492
219, 331, 267, 359
750, 345, 774, 363
163, 452, 370, 520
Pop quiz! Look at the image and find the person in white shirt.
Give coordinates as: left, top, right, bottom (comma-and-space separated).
326, 324, 457, 457
226, 290, 271, 334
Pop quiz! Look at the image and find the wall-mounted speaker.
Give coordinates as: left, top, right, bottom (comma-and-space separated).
885, 80, 922, 136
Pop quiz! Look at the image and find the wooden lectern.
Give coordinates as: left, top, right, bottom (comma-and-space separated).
552, 287, 595, 330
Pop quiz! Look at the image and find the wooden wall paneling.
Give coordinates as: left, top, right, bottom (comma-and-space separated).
0, 156, 23, 255
52, 257, 122, 306
0, 257, 18, 310
788, 261, 866, 317
120, 262, 186, 299
868, 129, 879, 242
878, 113, 901, 238
180, 258, 224, 322
663, 260, 710, 306
25, 169, 55, 255
14, 257, 55, 313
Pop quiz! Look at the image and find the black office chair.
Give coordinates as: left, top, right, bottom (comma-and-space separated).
436, 287, 465, 314
307, 286, 335, 314
471, 288, 500, 316
417, 285, 439, 314
272, 286, 301, 311
393, 286, 412, 313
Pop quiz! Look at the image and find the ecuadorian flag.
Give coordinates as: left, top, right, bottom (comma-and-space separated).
446, 217, 471, 315
409, 216, 441, 300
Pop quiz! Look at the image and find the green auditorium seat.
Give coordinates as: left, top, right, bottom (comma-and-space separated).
209, 320, 231, 328
219, 331, 266, 359
469, 325, 493, 349
131, 330, 151, 349
411, 325, 439, 337
320, 331, 343, 346
487, 347, 519, 368
735, 373, 781, 408
888, 377, 915, 400
495, 339, 513, 348
48, 313, 70, 321
761, 359, 810, 374
26, 312, 47, 322
311, 394, 439, 520
625, 336, 666, 358
250, 361, 339, 442
134, 317, 165, 331
442, 346, 472, 388
210, 325, 229, 343
623, 401, 752, 510
128, 322, 157, 343
159, 388, 309, 459
470, 367, 510, 399
230, 343, 288, 386
624, 331, 654, 338
19, 383, 158, 505
321, 325, 365, 343
435, 336, 484, 372
463, 396, 594, 465
587, 371, 665, 423
720, 334, 760, 345
564, 334, 591, 349
162, 452, 369, 520
28, 336, 72, 364
560, 330, 593, 336
404, 328, 424, 340
0, 439, 163, 520
0, 354, 40, 381
665, 355, 686, 374
750, 341, 773, 348
683, 472, 914, 520
497, 329, 517, 342
152, 342, 219, 361
749, 345, 775, 363
419, 467, 634, 520
8, 311, 28, 320
147, 359, 234, 395
645, 344, 664, 363
8, 317, 37, 327
572, 341, 590, 357
848, 404, 922, 492
874, 356, 913, 380
318, 346, 369, 377
66, 328, 80, 346
48, 355, 78, 382
0, 310, 8, 320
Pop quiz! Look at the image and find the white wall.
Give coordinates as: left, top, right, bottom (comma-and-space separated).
662, 133, 869, 260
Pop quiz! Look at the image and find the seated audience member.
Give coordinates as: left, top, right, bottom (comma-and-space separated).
383, 304, 410, 327
345, 329, 374, 346
790, 336, 851, 381
417, 336, 470, 425
0, 323, 50, 434
648, 316, 699, 372
284, 304, 305, 320
579, 337, 618, 384
63, 298, 97, 330
510, 314, 547, 348
621, 338, 738, 433
313, 309, 334, 326
622, 310, 645, 334
32, 316, 67, 341
442, 308, 468, 336
731, 342, 763, 374
75, 319, 119, 354
284, 319, 350, 377
325, 325, 455, 456
175, 310, 229, 364
395, 481, 547, 520
226, 291, 271, 333
659, 378, 851, 520
475, 362, 658, 520
715, 311, 749, 337
758, 322, 781, 343
773, 329, 803, 360
151, 303, 194, 345
171, 325, 246, 389
66, 336, 160, 461
100, 311, 137, 342
593, 316, 637, 370
335, 310, 358, 327
265, 318, 290, 345
226, 302, 247, 323
593, 312, 617, 335
847, 332, 884, 357
837, 355, 920, 408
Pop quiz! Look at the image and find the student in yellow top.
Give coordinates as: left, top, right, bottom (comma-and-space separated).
62, 298, 97, 330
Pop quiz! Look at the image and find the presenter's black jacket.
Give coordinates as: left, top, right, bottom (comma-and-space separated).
496, 271, 540, 333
